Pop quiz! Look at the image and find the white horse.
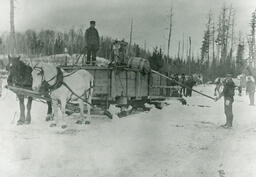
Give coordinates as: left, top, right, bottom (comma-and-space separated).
32, 63, 94, 128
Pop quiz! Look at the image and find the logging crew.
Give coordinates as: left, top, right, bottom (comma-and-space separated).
246, 76, 255, 106
85, 20, 100, 65
216, 74, 236, 128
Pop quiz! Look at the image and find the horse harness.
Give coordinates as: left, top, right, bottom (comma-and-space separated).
34, 66, 93, 106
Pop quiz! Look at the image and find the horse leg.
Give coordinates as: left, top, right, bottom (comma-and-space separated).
25, 97, 33, 124
85, 93, 92, 125
76, 99, 85, 124
85, 103, 91, 124
50, 99, 58, 127
46, 101, 53, 121
17, 95, 25, 125
60, 98, 67, 129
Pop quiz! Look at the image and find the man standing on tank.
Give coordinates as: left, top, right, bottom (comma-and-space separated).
85, 20, 100, 65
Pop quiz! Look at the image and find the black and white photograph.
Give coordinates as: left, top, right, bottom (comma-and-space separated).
0, 0, 256, 176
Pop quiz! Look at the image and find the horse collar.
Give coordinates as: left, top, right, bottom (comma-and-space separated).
47, 67, 64, 91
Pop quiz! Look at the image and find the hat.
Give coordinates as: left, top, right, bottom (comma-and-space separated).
90, 20, 96, 24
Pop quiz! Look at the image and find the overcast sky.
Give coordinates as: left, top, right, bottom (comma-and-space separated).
0, 0, 256, 55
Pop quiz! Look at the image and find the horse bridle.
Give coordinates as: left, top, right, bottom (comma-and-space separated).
33, 65, 94, 106
33, 66, 57, 86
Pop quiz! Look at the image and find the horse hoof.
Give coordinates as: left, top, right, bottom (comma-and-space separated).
49, 123, 57, 127
76, 120, 83, 124
24, 120, 31, 125
84, 121, 90, 125
61, 125, 67, 129
17, 120, 24, 125
46, 115, 53, 121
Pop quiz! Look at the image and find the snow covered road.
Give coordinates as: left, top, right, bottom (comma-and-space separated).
0, 84, 256, 177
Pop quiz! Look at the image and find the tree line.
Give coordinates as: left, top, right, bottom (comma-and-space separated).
149, 6, 256, 81
0, 5, 256, 82
0, 28, 150, 60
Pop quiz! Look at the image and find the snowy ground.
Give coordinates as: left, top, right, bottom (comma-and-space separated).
0, 83, 256, 177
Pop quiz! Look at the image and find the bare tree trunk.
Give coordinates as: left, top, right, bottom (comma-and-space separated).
230, 8, 235, 60
189, 36, 192, 74
252, 11, 256, 67
167, 7, 173, 59
177, 41, 180, 59
212, 22, 215, 61
128, 18, 133, 57
182, 33, 184, 61
10, 0, 16, 55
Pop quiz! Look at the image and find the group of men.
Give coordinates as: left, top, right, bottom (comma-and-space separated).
170, 74, 196, 97
215, 74, 256, 129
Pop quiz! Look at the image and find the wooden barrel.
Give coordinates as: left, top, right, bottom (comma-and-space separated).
127, 57, 150, 73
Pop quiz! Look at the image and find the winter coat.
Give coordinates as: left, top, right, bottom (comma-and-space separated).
222, 79, 235, 99
85, 27, 100, 48
185, 78, 196, 88
246, 80, 255, 94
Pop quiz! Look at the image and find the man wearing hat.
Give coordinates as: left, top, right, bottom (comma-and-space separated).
84, 20, 100, 65
216, 74, 236, 128
246, 76, 255, 106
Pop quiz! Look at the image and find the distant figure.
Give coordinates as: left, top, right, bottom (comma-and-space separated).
214, 78, 222, 96
111, 39, 128, 65
185, 75, 196, 97
180, 73, 186, 96
246, 76, 255, 106
238, 74, 246, 96
216, 74, 235, 128
85, 20, 100, 65
174, 74, 179, 84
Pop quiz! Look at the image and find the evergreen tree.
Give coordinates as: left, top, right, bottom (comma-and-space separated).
149, 47, 163, 71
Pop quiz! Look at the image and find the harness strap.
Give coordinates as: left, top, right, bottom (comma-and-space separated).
62, 82, 93, 106
48, 67, 63, 91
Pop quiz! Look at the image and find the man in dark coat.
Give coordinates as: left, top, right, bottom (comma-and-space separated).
180, 73, 186, 96
85, 20, 100, 65
246, 76, 255, 106
216, 74, 236, 128
185, 75, 196, 97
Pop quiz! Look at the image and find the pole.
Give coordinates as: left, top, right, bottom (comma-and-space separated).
151, 69, 216, 100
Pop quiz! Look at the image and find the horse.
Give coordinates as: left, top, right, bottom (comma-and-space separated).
31, 63, 94, 129
6, 55, 53, 125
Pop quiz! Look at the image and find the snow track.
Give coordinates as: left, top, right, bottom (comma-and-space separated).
0, 84, 256, 177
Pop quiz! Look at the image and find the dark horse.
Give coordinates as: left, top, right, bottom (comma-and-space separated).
7, 55, 52, 125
